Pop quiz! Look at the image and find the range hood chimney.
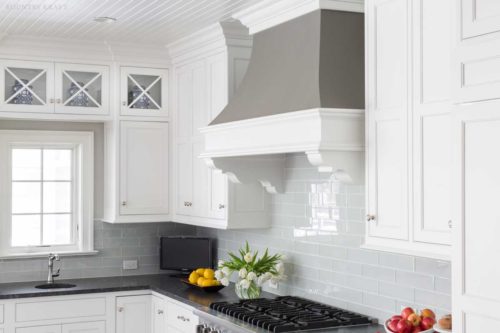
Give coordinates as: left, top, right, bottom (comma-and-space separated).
200, 0, 365, 193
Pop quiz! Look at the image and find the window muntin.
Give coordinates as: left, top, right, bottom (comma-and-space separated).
10, 147, 75, 247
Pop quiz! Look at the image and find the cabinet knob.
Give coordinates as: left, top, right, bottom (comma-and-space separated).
157, 309, 164, 315
366, 214, 376, 222
218, 204, 225, 209
117, 306, 124, 312
448, 220, 452, 229
49, 98, 55, 103
121, 201, 127, 206
122, 101, 127, 106
56, 98, 61, 104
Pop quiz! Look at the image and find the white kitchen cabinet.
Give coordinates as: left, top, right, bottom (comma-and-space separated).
54, 63, 109, 115
103, 121, 170, 223
62, 322, 105, 333
16, 326, 61, 333
151, 296, 166, 333
120, 66, 168, 117
0, 59, 54, 113
365, 0, 452, 258
166, 300, 198, 333
461, 0, 500, 38
116, 295, 151, 333
170, 24, 270, 229
119, 121, 169, 215
0, 59, 109, 116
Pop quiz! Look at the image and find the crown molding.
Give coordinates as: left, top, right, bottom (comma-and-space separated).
233, 0, 364, 34
167, 20, 252, 64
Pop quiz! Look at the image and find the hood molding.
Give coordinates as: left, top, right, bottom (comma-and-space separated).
233, 0, 364, 34
200, 109, 365, 193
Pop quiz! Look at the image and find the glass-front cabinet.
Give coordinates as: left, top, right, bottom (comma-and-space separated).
55, 63, 109, 115
120, 66, 168, 117
0, 60, 54, 113
0, 59, 109, 115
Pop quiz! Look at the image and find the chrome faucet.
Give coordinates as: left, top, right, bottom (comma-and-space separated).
47, 253, 60, 284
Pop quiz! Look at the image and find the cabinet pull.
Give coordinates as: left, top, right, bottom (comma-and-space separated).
117, 306, 124, 312
177, 315, 189, 322
122, 201, 127, 206
448, 220, 452, 229
157, 309, 164, 315
218, 204, 225, 209
366, 214, 376, 222
49, 98, 55, 103
56, 98, 61, 104
122, 101, 127, 106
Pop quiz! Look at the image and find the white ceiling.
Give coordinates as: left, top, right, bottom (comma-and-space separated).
0, 0, 264, 45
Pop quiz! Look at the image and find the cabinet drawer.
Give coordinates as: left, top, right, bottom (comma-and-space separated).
166, 302, 198, 332
0, 304, 3, 323
16, 325, 61, 333
16, 297, 106, 322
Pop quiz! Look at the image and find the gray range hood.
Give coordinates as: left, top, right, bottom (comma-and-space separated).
211, 9, 364, 125
200, 5, 365, 193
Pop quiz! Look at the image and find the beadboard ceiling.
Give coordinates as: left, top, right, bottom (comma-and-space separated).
0, 0, 264, 45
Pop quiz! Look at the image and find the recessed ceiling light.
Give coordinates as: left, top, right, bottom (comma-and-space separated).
93, 16, 117, 23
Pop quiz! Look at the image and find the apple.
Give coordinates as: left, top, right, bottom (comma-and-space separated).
420, 317, 436, 330
407, 313, 422, 327
391, 315, 403, 321
401, 307, 415, 320
420, 308, 436, 320
396, 319, 412, 333
387, 319, 399, 332
411, 327, 422, 333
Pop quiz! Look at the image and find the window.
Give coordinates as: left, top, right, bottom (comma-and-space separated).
0, 130, 94, 257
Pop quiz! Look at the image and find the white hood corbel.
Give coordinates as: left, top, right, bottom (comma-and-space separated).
200, 0, 365, 194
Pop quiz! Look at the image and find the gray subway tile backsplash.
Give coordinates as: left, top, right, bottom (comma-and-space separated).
197, 153, 452, 323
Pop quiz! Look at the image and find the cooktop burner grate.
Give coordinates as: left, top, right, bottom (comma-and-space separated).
210, 296, 375, 332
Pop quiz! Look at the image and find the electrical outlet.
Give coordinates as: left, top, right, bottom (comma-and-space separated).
123, 260, 138, 270
269, 279, 279, 289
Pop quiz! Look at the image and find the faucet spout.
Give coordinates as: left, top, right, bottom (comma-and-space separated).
47, 253, 60, 284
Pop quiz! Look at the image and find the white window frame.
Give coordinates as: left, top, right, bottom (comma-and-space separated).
0, 130, 94, 258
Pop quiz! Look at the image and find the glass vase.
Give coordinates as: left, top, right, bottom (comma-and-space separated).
235, 280, 262, 299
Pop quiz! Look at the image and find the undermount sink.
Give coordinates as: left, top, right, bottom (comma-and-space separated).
35, 283, 76, 290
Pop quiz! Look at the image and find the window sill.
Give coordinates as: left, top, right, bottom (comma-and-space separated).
0, 250, 99, 260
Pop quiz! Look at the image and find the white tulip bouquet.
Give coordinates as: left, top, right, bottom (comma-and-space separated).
215, 242, 285, 299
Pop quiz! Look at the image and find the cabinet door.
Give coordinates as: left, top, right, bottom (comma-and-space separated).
191, 139, 208, 218
119, 121, 169, 215
412, 0, 452, 246
16, 326, 61, 333
453, 104, 500, 332
366, 0, 410, 241
0, 59, 54, 113
54, 63, 109, 115
120, 67, 168, 117
116, 295, 151, 333
462, 0, 500, 38
151, 297, 166, 333
62, 322, 105, 333
176, 140, 193, 216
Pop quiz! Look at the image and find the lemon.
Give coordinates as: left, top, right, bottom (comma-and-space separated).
197, 276, 206, 286
201, 279, 214, 287
210, 279, 221, 286
188, 271, 199, 284
204, 269, 215, 279
195, 268, 205, 276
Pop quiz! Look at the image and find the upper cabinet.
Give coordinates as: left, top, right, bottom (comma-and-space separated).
169, 22, 270, 229
0, 59, 109, 116
55, 63, 109, 115
120, 66, 168, 117
365, 0, 452, 259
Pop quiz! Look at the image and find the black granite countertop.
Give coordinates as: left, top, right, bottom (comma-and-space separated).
0, 274, 384, 333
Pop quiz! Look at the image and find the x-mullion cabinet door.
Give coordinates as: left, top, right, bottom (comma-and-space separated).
120, 66, 168, 117
0, 59, 54, 113
54, 63, 109, 115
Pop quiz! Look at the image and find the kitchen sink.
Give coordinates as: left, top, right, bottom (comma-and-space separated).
35, 283, 76, 289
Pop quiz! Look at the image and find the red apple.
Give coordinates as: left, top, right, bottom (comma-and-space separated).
391, 315, 403, 321
401, 307, 415, 320
387, 319, 400, 332
397, 319, 412, 333
411, 327, 422, 333
420, 317, 436, 330
407, 313, 422, 327
420, 308, 436, 320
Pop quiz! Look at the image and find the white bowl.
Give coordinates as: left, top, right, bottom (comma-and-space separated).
384, 319, 434, 333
